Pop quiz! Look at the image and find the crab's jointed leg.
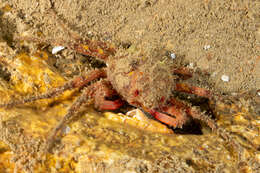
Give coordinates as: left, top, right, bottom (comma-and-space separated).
147, 105, 189, 128
172, 67, 213, 98
90, 81, 124, 110
0, 69, 107, 108
46, 80, 124, 152
147, 98, 216, 130
173, 67, 193, 80
72, 40, 116, 61
175, 83, 212, 99
46, 86, 90, 151
19, 0, 116, 62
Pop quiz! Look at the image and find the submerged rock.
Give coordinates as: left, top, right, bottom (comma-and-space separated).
0, 37, 259, 173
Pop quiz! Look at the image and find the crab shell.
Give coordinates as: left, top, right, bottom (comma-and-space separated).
107, 50, 176, 109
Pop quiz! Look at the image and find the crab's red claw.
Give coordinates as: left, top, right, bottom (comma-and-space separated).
148, 110, 179, 127
147, 104, 189, 128
98, 99, 124, 110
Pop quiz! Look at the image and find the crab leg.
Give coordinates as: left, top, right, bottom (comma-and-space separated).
0, 69, 106, 108
147, 99, 189, 128
173, 67, 193, 79
169, 98, 217, 129
173, 68, 213, 98
47, 0, 116, 60
148, 109, 188, 128
175, 83, 212, 99
146, 98, 216, 130
97, 99, 124, 110
18, 35, 115, 61
19, 1, 116, 62
72, 40, 116, 61
90, 80, 124, 110
46, 87, 90, 152
46, 80, 124, 151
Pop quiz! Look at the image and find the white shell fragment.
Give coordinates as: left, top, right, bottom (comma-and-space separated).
257, 90, 260, 96
170, 53, 176, 59
203, 45, 211, 50
126, 109, 148, 121
221, 75, 229, 82
52, 46, 65, 54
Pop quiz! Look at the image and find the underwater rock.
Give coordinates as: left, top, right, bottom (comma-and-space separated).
0, 37, 259, 172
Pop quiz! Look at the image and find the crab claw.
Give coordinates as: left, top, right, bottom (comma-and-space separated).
98, 99, 124, 110
146, 98, 200, 128
148, 105, 189, 128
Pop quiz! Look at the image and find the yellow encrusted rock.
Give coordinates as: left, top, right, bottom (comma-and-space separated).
0, 39, 259, 172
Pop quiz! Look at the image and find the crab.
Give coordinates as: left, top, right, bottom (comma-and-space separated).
0, 7, 219, 152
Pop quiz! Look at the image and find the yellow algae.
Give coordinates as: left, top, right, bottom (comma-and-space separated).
1, 4, 12, 13
253, 136, 260, 146
10, 52, 65, 94
82, 44, 89, 51
97, 48, 104, 54
0, 141, 15, 172
1, 51, 76, 109
234, 113, 249, 124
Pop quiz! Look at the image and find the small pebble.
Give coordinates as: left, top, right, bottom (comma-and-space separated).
257, 90, 260, 96
52, 46, 65, 54
203, 45, 211, 50
221, 75, 229, 82
170, 53, 176, 59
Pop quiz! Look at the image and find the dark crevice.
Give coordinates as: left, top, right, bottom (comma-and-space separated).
0, 64, 11, 82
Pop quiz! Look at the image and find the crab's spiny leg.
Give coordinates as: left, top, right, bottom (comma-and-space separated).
170, 98, 235, 142
71, 68, 107, 88
187, 106, 245, 160
18, 34, 116, 62
49, 0, 116, 61
0, 81, 73, 108
46, 80, 124, 152
175, 83, 212, 99
17, 0, 116, 62
46, 86, 92, 152
47, 1, 81, 41
0, 69, 106, 108
147, 107, 188, 128
170, 98, 244, 160
91, 81, 124, 110
187, 106, 217, 130
173, 67, 193, 80
72, 40, 116, 61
